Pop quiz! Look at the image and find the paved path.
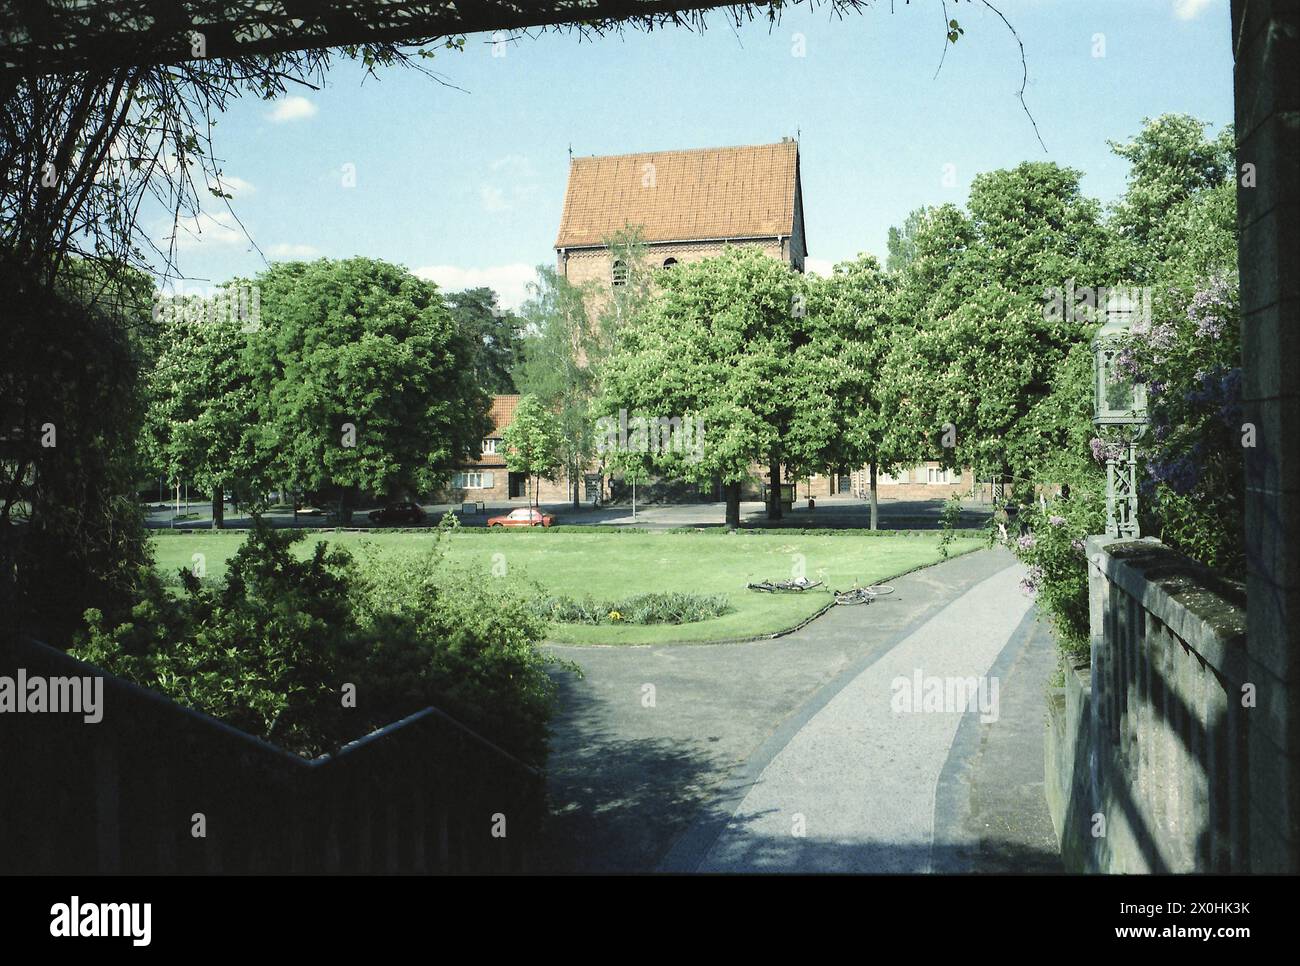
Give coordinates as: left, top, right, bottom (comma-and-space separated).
538, 547, 1061, 873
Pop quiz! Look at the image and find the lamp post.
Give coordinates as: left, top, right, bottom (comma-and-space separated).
1092, 292, 1149, 539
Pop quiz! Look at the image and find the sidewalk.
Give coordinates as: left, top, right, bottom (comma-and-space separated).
662, 560, 1058, 872
539, 548, 1062, 873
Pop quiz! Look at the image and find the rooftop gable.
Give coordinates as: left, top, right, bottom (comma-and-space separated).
555, 140, 803, 250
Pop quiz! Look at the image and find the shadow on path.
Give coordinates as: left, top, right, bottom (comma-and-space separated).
535, 548, 1063, 873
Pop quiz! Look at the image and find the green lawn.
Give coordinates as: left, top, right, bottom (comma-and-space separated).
151, 529, 981, 644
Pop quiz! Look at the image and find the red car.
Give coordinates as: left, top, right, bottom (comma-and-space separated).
486, 507, 555, 528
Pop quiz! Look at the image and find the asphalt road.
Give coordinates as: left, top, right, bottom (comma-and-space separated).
536, 547, 1061, 873
143, 496, 994, 531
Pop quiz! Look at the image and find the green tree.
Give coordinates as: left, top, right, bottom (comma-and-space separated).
514, 231, 657, 511
1108, 114, 1235, 277
500, 395, 563, 509
143, 288, 267, 526
513, 265, 599, 510
0, 261, 151, 638
799, 254, 898, 528
443, 286, 523, 394
599, 245, 807, 528
882, 162, 1111, 488
244, 258, 490, 518
885, 206, 930, 274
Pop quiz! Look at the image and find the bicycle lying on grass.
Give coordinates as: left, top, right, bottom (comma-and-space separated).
746, 576, 823, 593
745, 576, 895, 606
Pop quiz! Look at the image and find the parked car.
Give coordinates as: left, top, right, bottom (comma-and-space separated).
486, 507, 555, 528
368, 501, 426, 525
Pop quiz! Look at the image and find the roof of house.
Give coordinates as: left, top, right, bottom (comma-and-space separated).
554, 140, 804, 250
467, 394, 519, 468
487, 394, 520, 437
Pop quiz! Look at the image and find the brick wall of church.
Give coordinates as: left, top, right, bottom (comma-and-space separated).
559, 237, 793, 288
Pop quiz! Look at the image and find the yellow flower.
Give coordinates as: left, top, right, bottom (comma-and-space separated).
608, 610, 622, 621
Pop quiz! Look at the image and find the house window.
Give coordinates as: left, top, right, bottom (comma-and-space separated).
662, 257, 678, 269
453, 471, 495, 489
481, 438, 498, 455
611, 259, 628, 287
927, 466, 959, 484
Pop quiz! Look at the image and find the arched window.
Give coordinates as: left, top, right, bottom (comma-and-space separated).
611, 259, 628, 287
662, 257, 678, 269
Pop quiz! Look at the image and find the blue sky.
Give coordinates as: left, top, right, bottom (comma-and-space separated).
163, 0, 1234, 308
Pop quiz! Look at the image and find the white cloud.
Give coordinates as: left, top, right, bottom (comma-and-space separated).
267, 243, 320, 259
480, 185, 511, 212
159, 211, 246, 251
804, 257, 836, 277
490, 154, 536, 178
479, 154, 539, 212
266, 95, 318, 122
413, 263, 537, 311
1172, 0, 1217, 20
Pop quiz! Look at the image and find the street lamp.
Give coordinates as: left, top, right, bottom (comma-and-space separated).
1092, 291, 1148, 539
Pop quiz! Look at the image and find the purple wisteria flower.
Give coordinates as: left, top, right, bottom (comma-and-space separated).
1113, 344, 1142, 381
1020, 566, 1044, 596
1090, 437, 1124, 464
1188, 273, 1235, 341
1146, 452, 1201, 495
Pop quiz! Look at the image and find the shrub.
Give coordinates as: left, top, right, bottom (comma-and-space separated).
1124, 275, 1244, 576
938, 494, 964, 559
1004, 487, 1105, 664
610, 591, 732, 625
75, 519, 563, 766
528, 591, 731, 626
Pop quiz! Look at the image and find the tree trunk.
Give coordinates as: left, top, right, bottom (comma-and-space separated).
212, 484, 224, 530
724, 481, 741, 529
572, 469, 580, 512
767, 456, 782, 521
869, 462, 878, 531
338, 484, 357, 524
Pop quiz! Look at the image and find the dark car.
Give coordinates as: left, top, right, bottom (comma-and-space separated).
368, 501, 426, 525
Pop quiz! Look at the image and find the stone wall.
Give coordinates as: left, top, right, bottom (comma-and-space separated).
1045, 537, 1249, 871
1233, 0, 1300, 872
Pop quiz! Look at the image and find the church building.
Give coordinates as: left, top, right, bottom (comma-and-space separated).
437, 138, 971, 509
555, 138, 807, 283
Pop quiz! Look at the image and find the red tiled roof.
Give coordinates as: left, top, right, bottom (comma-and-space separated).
467, 394, 519, 468
488, 394, 520, 436
555, 140, 802, 249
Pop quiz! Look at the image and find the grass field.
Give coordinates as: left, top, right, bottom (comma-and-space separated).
151, 529, 982, 644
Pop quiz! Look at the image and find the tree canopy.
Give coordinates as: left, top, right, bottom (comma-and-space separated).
242, 257, 491, 510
